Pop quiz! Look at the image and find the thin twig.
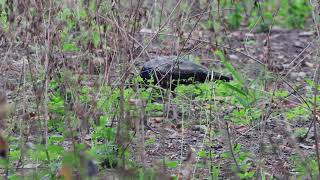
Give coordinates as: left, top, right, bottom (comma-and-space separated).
226, 122, 241, 174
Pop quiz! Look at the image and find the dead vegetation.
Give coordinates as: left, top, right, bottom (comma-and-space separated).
0, 0, 319, 179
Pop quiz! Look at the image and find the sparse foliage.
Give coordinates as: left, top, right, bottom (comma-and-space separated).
0, 0, 318, 179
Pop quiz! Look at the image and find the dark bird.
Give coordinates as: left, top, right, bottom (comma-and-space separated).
140, 56, 232, 89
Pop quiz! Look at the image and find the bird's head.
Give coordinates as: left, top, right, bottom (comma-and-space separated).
140, 67, 153, 80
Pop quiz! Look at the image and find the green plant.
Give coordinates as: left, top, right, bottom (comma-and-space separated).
292, 155, 319, 178
293, 127, 308, 140
286, 105, 310, 121
57, 3, 107, 52
281, 0, 311, 28
0, 1, 9, 32
165, 160, 179, 168
228, 3, 244, 29
214, 0, 312, 31
222, 144, 255, 179
230, 108, 262, 125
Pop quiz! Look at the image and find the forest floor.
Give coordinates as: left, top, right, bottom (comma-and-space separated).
0, 26, 318, 179
134, 27, 317, 179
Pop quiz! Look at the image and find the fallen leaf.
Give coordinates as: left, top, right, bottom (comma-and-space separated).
236, 125, 249, 134
150, 117, 164, 123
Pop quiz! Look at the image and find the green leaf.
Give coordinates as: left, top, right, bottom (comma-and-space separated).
165, 161, 178, 168
99, 115, 109, 125
48, 144, 64, 155
197, 150, 207, 158
236, 96, 250, 108
63, 43, 79, 52
212, 165, 220, 179
49, 135, 64, 144
92, 31, 100, 47
215, 50, 244, 85
79, 9, 87, 19
223, 83, 248, 97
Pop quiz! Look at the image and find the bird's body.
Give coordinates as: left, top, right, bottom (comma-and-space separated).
140, 56, 232, 88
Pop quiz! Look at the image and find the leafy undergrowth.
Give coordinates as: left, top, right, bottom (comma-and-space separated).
1, 50, 319, 179
0, 0, 319, 179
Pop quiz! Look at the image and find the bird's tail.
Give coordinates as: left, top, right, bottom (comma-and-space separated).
210, 70, 233, 81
